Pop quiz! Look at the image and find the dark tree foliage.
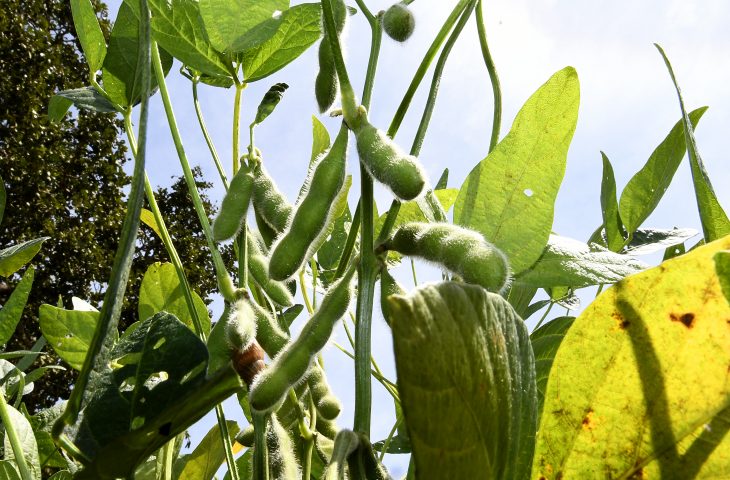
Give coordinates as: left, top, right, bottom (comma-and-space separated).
0, 0, 223, 411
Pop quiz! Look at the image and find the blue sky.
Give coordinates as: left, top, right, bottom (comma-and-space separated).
105, 0, 730, 476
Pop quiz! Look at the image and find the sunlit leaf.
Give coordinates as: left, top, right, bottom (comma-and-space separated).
517, 235, 647, 288
622, 227, 698, 256
533, 234, 730, 479
0, 462, 21, 480
0, 267, 34, 346
599, 152, 624, 251
715, 251, 730, 305
0, 237, 48, 277
389, 282, 537, 480
48, 88, 116, 122
38, 305, 98, 371
530, 316, 574, 417
455, 67, 580, 274
71, 0, 107, 72
199, 0, 288, 53
2, 403, 41, 480
177, 421, 240, 480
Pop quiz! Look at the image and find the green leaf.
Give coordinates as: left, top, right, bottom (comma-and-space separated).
533, 234, 730, 479
139, 208, 163, 239
622, 227, 698, 256
103, 2, 173, 108
715, 251, 730, 305
205, 305, 229, 374
530, 316, 574, 418
278, 304, 303, 328
388, 282, 537, 480
309, 175, 352, 256
253, 82, 289, 126
0, 267, 34, 346
3, 403, 41, 480
454, 67, 580, 274
199, 0, 289, 53
48, 472, 73, 480
241, 3, 322, 83
71, 0, 107, 72
0, 462, 21, 480
656, 44, 730, 242
0, 174, 5, 225
138, 262, 211, 335
317, 204, 351, 272
27, 402, 69, 470
48, 87, 117, 122
0, 237, 48, 277
310, 115, 331, 165
62, 313, 242, 479
147, 0, 233, 79
372, 433, 411, 454
618, 107, 708, 235
177, 421, 240, 480
376, 189, 459, 238
435, 168, 449, 190
599, 152, 624, 251
517, 235, 647, 288
38, 304, 98, 371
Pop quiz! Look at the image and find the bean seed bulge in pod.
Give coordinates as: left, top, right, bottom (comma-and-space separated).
383, 2, 416, 42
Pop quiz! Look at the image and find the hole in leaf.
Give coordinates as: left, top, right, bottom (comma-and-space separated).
523, 189, 534, 197
119, 377, 136, 393
159, 422, 172, 436
180, 362, 207, 385
131, 416, 145, 430
143, 371, 169, 390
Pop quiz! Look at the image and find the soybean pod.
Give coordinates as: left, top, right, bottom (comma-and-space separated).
251, 163, 293, 235
266, 413, 300, 480
355, 111, 426, 201
268, 124, 349, 281
307, 364, 342, 420
383, 2, 416, 42
249, 261, 358, 413
315, 0, 348, 113
247, 234, 294, 307
247, 298, 289, 357
212, 164, 255, 242
381, 222, 510, 292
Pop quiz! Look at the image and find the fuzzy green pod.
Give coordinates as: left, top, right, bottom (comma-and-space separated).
355, 117, 426, 201
235, 424, 255, 447
268, 125, 349, 281
248, 298, 290, 357
316, 417, 339, 440
380, 268, 405, 326
384, 222, 509, 292
213, 164, 255, 242
307, 364, 342, 420
266, 414, 300, 480
251, 163, 293, 235
249, 262, 357, 413
247, 235, 294, 307
225, 299, 257, 350
322, 430, 359, 480
315, 0, 347, 113
383, 2, 416, 42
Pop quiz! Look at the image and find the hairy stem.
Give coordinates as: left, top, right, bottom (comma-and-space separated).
0, 391, 33, 480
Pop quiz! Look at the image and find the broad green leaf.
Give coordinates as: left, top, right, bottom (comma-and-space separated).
139, 208, 163, 239
205, 305, 230, 374
48, 472, 73, 480
435, 168, 449, 190
38, 304, 98, 370
138, 262, 211, 335
103, 2, 172, 108
517, 235, 647, 288
71, 0, 107, 72
389, 282, 537, 480
177, 421, 240, 480
3, 403, 41, 480
311, 115, 331, 165
0, 359, 33, 398
663, 241, 686, 261
455, 67, 580, 274
147, 0, 232, 79
63, 313, 242, 479
0, 462, 21, 480
619, 107, 707, 235
0, 237, 48, 277
622, 227, 698, 256
506, 284, 539, 319
308, 175, 352, 256
533, 234, 730, 479
0, 267, 34, 346
28, 402, 69, 469
241, 3, 322, 83
599, 152, 624, 251
376, 189, 459, 238
317, 204, 351, 272
253, 82, 288, 126
372, 433, 411, 454
656, 44, 730, 242
48, 87, 117, 122
0, 174, 5, 225
715, 251, 730, 304
530, 316, 574, 417
199, 0, 289, 53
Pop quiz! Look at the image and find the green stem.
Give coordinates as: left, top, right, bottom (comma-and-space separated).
321, 0, 359, 126
299, 267, 315, 315
360, 12, 382, 110
387, 0, 474, 138
311, 258, 318, 310
151, 41, 237, 303
161, 439, 175, 480
233, 83, 248, 289
352, 0, 374, 23
0, 392, 33, 480
233, 83, 245, 173
252, 412, 269, 480
192, 78, 229, 188
475, 0, 502, 152
534, 302, 554, 331
53, 0, 151, 455
301, 396, 316, 480
378, 415, 403, 462
334, 201, 361, 279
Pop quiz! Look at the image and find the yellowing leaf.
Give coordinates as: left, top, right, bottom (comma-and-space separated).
533, 234, 730, 479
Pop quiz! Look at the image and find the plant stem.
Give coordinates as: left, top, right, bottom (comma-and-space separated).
252, 412, 269, 480
233, 83, 245, 174
151, 42, 236, 302
534, 302, 554, 330
299, 267, 315, 315
161, 439, 175, 480
0, 392, 33, 480
192, 78, 229, 188
334, 201, 361, 280
54, 0, 151, 455
352, 0, 374, 23
232, 83, 248, 288
475, 0, 502, 152
301, 396, 317, 480
379, 415, 403, 461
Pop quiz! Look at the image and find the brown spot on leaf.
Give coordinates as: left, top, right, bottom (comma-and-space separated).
613, 312, 630, 329
670, 312, 695, 328
581, 409, 594, 429
629, 467, 647, 479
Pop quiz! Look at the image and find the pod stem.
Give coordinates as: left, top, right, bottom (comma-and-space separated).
475, 0, 502, 153
53, 0, 151, 455
152, 44, 240, 478
334, 200, 361, 280
232, 83, 249, 289
192, 78, 229, 188
151, 41, 236, 303
252, 412, 270, 480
